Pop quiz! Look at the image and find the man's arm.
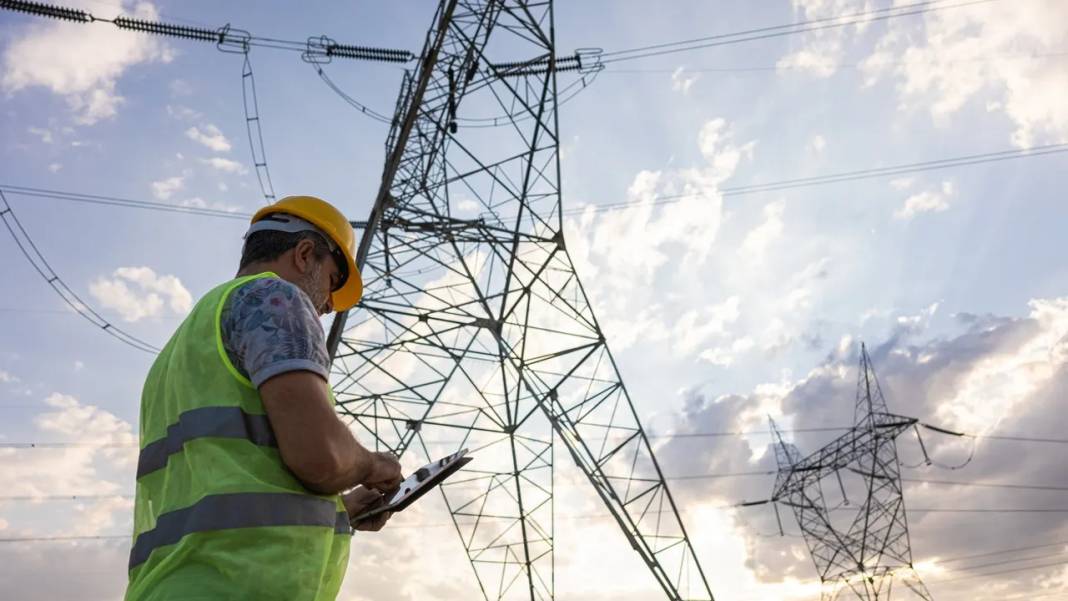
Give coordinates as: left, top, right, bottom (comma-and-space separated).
221, 277, 401, 494
260, 370, 402, 494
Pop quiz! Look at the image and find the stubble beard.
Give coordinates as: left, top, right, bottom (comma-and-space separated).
297, 258, 329, 315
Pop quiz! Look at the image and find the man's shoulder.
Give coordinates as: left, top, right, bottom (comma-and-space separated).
230, 275, 309, 307
222, 275, 329, 387
222, 275, 321, 339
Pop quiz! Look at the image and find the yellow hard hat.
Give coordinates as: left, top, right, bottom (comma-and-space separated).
250, 195, 363, 311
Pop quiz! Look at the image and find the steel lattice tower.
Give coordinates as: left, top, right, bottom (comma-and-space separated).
325, 1, 714, 600
769, 345, 932, 601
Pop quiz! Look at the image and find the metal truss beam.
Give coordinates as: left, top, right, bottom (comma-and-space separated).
770, 345, 932, 600
327, 1, 711, 599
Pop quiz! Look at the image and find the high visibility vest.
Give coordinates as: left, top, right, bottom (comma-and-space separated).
126, 272, 351, 601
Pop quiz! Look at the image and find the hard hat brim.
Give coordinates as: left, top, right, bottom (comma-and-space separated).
331, 248, 362, 312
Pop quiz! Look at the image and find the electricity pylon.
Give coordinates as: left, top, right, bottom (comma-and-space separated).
325, 1, 714, 600
770, 344, 932, 601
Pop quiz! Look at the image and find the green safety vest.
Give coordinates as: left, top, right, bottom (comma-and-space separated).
126, 272, 351, 601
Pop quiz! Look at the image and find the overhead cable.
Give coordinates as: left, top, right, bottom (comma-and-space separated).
559, 142, 1068, 216
11, 141, 1063, 225
926, 558, 1068, 584
3, 506, 1067, 545
899, 478, 1068, 492
5, 427, 1066, 449
0, 184, 251, 220
0, 191, 160, 354
0, 0, 414, 63
603, 50, 1068, 75
598, 0, 1003, 65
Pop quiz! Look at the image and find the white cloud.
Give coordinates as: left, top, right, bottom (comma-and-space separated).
200, 157, 247, 174
150, 175, 184, 201
165, 104, 201, 121
169, 78, 192, 96
1, 1, 173, 125
673, 296, 742, 355
89, 266, 192, 322
936, 297, 1068, 434
808, 134, 826, 155
47, 162, 62, 173
671, 66, 700, 94
889, 176, 915, 190
867, 1, 1068, 145
894, 180, 955, 220
699, 336, 755, 367
740, 201, 786, 259
776, 0, 873, 78
564, 118, 755, 351
895, 302, 941, 335
0, 391, 135, 508
27, 126, 53, 144
0, 369, 19, 383
180, 197, 241, 213
455, 198, 479, 213
784, 0, 1068, 146
185, 124, 231, 152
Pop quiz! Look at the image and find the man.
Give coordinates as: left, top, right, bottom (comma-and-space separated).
126, 196, 403, 600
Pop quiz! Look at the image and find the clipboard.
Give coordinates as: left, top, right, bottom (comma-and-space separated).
353, 448, 473, 523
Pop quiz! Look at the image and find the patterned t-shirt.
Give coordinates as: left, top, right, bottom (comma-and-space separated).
220, 276, 330, 388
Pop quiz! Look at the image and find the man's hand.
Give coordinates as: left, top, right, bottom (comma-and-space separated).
363, 451, 403, 492
344, 486, 393, 532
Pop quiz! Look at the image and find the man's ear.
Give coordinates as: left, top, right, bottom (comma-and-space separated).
292, 238, 317, 274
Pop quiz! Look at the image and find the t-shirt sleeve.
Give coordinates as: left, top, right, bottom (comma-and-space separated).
220, 277, 330, 388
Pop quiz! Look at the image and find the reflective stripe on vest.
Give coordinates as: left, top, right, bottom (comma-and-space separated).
136, 406, 277, 479
129, 492, 350, 570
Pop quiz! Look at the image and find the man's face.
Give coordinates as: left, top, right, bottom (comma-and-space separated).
296, 247, 342, 316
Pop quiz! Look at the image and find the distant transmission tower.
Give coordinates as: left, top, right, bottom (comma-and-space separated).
326, 1, 714, 600
769, 344, 932, 601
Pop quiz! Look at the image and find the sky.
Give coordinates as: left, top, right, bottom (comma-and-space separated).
1, 0, 1067, 599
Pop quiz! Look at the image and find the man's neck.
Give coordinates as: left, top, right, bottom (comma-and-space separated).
236, 261, 283, 279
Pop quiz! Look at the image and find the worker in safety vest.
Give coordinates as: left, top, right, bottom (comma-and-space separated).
125, 196, 404, 600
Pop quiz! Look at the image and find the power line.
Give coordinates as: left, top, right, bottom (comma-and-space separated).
0, 476, 1063, 501
974, 434, 1068, 444
11, 142, 1065, 226
0, 442, 137, 448
560, 143, 1068, 216
901, 478, 1068, 492
934, 540, 1068, 564
652, 426, 850, 438
901, 508, 1068, 514
603, 51, 1068, 75
598, 0, 1002, 65
4, 428, 1066, 449
0, 534, 127, 543
0, 191, 160, 354
0, 493, 133, 503
944, 549, 1068, 575
0, 184, 251, 220
926, 558, 1068, 585
0, 0, 414, 63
